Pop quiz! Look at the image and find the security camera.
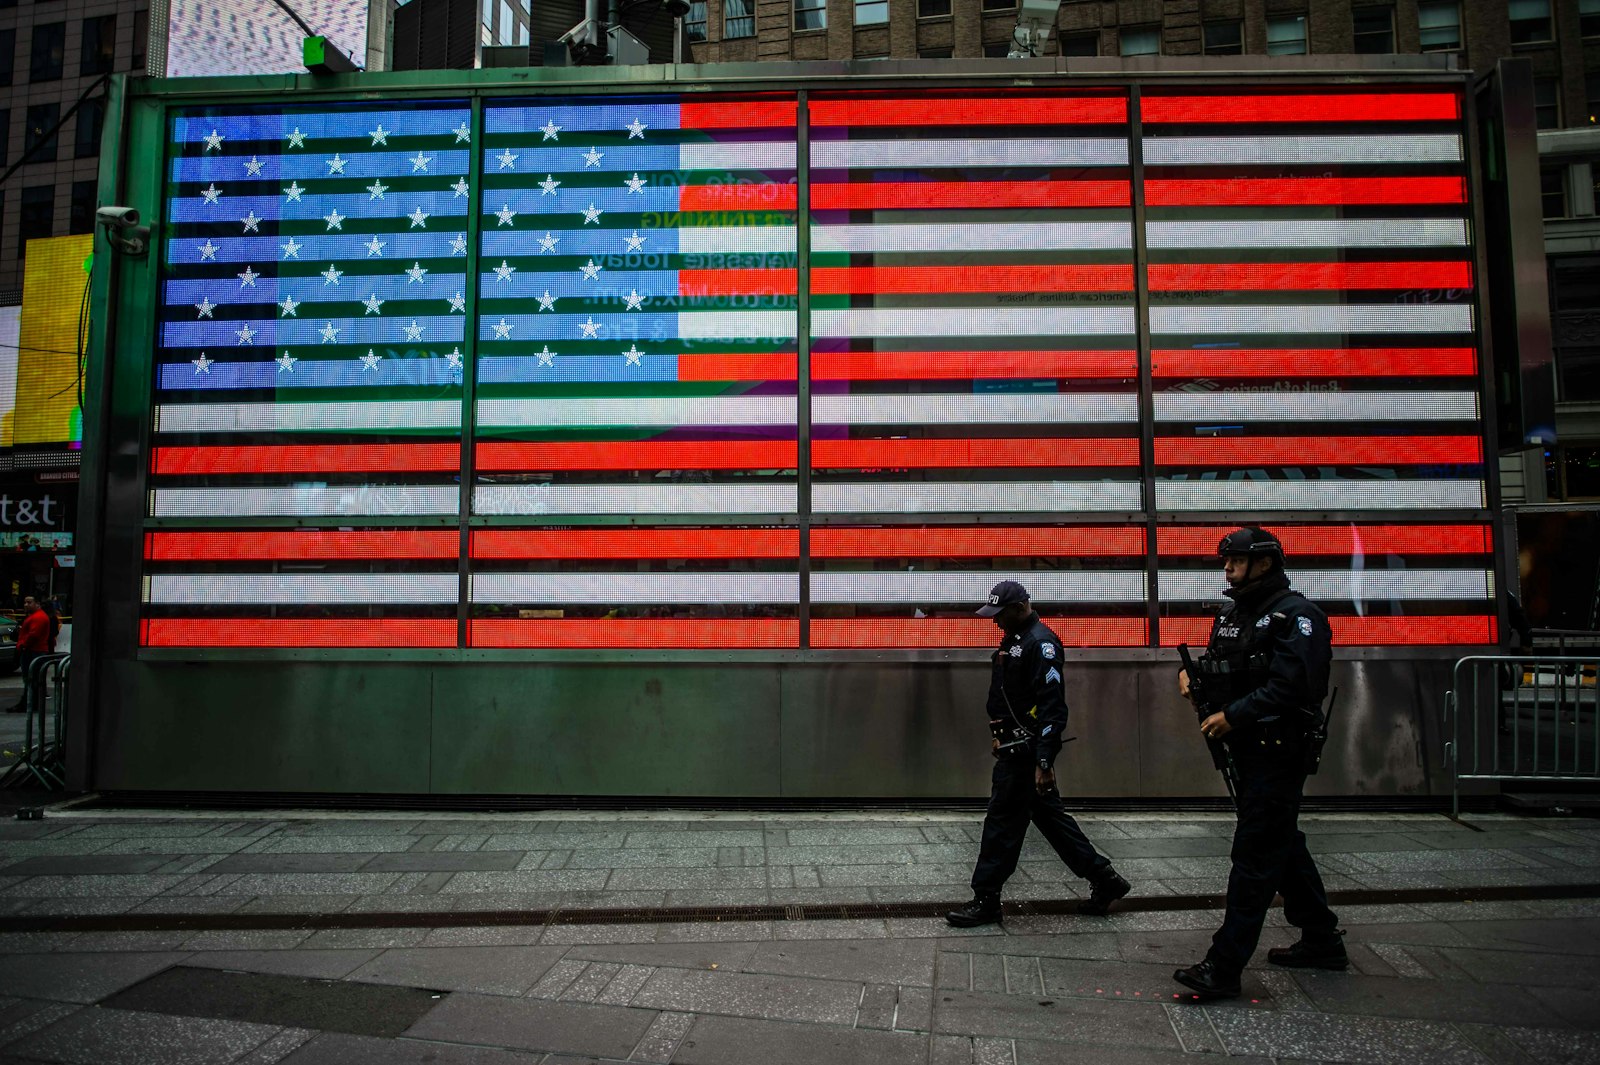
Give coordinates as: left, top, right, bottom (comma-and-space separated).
96, 206, 140, 228
662, 0, 692, 17
96, 205, 151, 256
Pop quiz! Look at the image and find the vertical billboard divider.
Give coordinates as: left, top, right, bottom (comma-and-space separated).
1129, 83, 1159, 649
459, 94, 487, 650
796, 89, 812, 650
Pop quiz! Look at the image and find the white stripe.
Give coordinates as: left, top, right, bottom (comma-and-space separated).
474, 484, 796, 515
677, 227, 797, 254
155, 401, 461, 433
1159, 568, 1492, 602
813, 481, 1142, 513
1152, 390, 1479, 421
814, 393, 1138, 424
1146, 219, 1469, 250
149, 486, 460, 517
812, 222, 1132, 253
146, 573, 459, 605
812, 138, 1128, 168
811, 570, 1147, 603
473, 572, 798, 605
475, 396, 795, 428
678, 142, 798, 170
1153, 479, 1486, 510
813, 307, 1135, 339
1143, 134, 1462, 165
677, 311, 797, 341
1150, 305, 1473, 335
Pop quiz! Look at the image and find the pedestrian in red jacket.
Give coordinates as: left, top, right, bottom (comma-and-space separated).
10, 597, 49, 713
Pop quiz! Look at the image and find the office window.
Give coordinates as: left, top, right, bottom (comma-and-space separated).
1266, 14, 1307, 54
81, 14, 116, 75
1509, 0, 1552, 44
1202, 20, 1242, 54
1352, 6, 1394, 52
918, 0, 951, 16
0, 110, 7, 167
75, 96, 104, 158
19, 186, 53, 257
24, 103, 60, 162
69, 180, 96, 236
1542, 165, 1567, 217
1534, 77, 1560, 129
686, 0, 706, 40
1060, 32, 1098, 56
983, 40, 1011, 56
856, 0, 887, 24
1582, 0, 1600, 38
795, 0, 825, 30
1588, 73, 1599, 124
1417, 0, 1460, 50
132, 8, 147, 71
981, 0, 1013, 8
30, 22, 65, 81
725, 0, 754, 37
1119, 25, 1159, 56
918, 46, 952, 57
0, 28, 14, 85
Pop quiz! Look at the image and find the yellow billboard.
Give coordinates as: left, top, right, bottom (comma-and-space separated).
7, 234, 92, 447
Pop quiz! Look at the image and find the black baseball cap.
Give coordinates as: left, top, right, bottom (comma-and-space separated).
976, 580, 1029, 617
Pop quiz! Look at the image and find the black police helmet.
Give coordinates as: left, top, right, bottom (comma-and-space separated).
1217, 527, 1284, 565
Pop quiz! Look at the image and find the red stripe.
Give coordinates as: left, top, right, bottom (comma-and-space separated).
812, 265, 1134, 295
144, 530, 459, 561
1151, 348, 1477, 378
141, 618, 457, 648
812, 526, 1145, 557
1160, 615, 1495, 647
1154, 436, 1484, 466
1142, 93, 1461, 124
680, 184, 798, 210
478, 440, 796, 472
470, 618, 799, 648
1156, 524, 1493, 556
151, 444, 459, 475
812, 617, 1148, 648
1148, 262, 1473, 292
679, 270, 797, 297
678, 100, 798, 129
1145, 177, 1466, 207
679, 353, 798, 381
809, 96, 1127, 127
813, 438, 1140, 469
813, 351, 1138, 380
811, 181, 1130, 211
472, 528, 798, 560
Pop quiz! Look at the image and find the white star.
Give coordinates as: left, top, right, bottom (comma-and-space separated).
583, 203, 603, 224
237, 265, 260, 287
201, 183, 223, 205
535, 345, 556, 366
283, 181, 304, 202
453, 122, 472, 143
324, 209, 345, 231
622, 288, 647, 310
448, 235, 468, 255
198, 240, 219, 261
286, 127, 307, 148
408, 207, 430, 228
539, 175, 561, 196
192, 353, 214, 373
403, 320, 425, 342
451, 178, 470, 198
326, 154, 347, 175
496, 204, 517, 226
319, 322, 341, 343
580, 259, 602, 280
367, 179, 388, 200
579, 316, 601, 339
360, 349, 383, 370
447, 291, 466, 313
494, 260, 517, 282
203, 129, 224, 151
236, 324, 257, 345
538, 232, 560, 253
410, 151, 432, 172
624, 173, 646, 194
536, 290, 557, 311
369, 124, 390, 145
363, 293, 385, 315
364, 236, 387, 257
623, 344, 644, 366
244, 155, 264, 176
583, 147, 603, 168
540, 119, 562, 141
624, 231, 646, 252
497, 148, 518, 170
445, 347, 464, 369
276, 351, 298, 372
241, 210, 262, 232
280, 236, 303, 259
279, 295, 299, 317
493, 318, 513, 340
321, 264, 343, 285
405, 263, 428, 283
194, 297, 216, 318
626, 118, 647, 139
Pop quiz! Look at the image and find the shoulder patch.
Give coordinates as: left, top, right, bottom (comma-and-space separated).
1044, 667, 1062, 685
1255, 615, 1273, 628
1298, 616, 1314, 637
1040, 643, 1056, 660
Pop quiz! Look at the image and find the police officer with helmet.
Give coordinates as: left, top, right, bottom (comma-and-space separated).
946, 580, 1131, 927
1173, 527, 1347, 1000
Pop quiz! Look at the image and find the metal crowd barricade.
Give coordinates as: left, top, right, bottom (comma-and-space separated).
1445, 653, 1600, 817
0, 652, 71, 790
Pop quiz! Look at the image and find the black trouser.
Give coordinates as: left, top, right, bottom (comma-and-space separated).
971, 750, 1111, 898
1207, 734, 1339, 974
11, 650, 38, 712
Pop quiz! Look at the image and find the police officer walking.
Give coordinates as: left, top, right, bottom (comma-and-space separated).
1173, 528, 1347, 1000
947, 580, 1131, 927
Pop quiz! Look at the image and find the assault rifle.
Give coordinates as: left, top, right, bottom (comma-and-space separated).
1178, 643, 1238, 809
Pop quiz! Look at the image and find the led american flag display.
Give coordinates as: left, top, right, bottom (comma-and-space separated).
140, 85, 1497, 651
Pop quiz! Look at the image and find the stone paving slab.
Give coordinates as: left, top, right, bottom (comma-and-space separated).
404, 992, 657, 1059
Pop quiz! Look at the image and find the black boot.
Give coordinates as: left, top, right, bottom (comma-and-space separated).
1079, 869, 1130, 916
1173, 959, 1241, 1001
1268, 930, 1349, 970
946, 895, 1002, 927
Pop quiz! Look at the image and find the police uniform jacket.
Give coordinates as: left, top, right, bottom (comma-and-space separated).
1204, 571, 1332, 733
987, 612, 1069, 770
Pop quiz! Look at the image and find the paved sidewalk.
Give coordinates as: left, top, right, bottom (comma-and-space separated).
0, 808, 1595, 1064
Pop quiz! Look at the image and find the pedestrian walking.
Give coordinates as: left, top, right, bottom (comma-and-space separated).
10, 596, 49, 714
